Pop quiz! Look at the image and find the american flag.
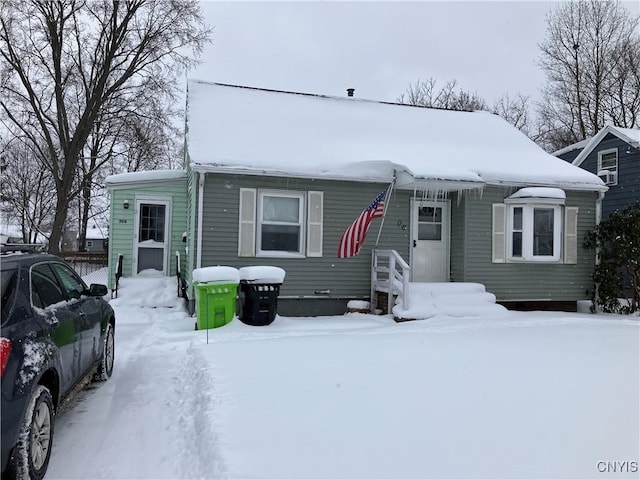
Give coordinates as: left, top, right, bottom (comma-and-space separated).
337, 187, 389, 258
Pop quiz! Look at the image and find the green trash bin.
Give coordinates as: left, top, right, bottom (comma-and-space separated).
193, 266, 240, 330
194, 281, 238, 329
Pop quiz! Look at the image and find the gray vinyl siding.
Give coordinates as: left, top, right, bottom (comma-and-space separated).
107, 179, 188, 289
455, 186, 597, 302
198, 173, 411, 299
575, 134, 640, 218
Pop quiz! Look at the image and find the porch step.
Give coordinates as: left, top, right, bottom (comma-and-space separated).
392, 282, 508, 321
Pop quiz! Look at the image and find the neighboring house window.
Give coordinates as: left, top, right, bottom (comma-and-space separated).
87, 241, 93, 248
597, 148, 618, 186
492, 189, 579, 265
238, 188, 323, 258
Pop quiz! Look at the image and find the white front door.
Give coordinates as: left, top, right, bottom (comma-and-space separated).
410, 200, 450, 282
133, 198, 171, 275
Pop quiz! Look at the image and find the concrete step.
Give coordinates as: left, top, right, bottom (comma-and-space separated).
393, 282, 507, 321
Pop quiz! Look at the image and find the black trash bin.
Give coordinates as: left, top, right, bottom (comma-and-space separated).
239, 283, 280, 326
238, 267, 285, 326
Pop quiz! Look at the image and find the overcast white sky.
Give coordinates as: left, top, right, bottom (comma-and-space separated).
192, 1, 639, 106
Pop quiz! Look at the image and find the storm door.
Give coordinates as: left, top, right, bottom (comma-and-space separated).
133, 199, 170, 275
410, 200, 450, 282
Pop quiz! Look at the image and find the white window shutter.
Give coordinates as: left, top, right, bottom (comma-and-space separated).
238, 188, 256, 257
492, 203, 506, 263
306, 191, 323, 257
564, 207, 579, 264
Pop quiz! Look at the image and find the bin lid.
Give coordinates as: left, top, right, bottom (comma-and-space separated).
239, 266, 286, 284
193, 266, 240, 284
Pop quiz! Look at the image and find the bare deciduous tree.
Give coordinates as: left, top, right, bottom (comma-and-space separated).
492, 93, 533, 138
0, 138, 56, 244
399, 78, 537, 140
537, 0, 640, 151
0, 0, 210, 253
398, 77, 488, 111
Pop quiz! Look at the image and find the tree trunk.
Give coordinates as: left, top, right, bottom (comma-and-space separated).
78, 178, 92, 252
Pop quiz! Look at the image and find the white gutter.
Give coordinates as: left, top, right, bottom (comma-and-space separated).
595, 190, 605, 225
484, 179, 608, 193
593, 190, 605, 305
191, 164, 605, 193
196, 172, 204, 269
191, 164, 394, 184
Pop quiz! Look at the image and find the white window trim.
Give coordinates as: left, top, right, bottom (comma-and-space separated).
505, 202, 562, 262
257, 190, 306, 258
597, 148, 618, 186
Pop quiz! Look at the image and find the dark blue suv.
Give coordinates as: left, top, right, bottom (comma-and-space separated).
1, 253, 115, 480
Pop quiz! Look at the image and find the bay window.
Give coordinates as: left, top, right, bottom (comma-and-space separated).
507, 204, 561, 261
492, 187, 578, 264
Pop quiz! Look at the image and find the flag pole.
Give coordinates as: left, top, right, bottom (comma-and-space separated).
374, 176, 396, 248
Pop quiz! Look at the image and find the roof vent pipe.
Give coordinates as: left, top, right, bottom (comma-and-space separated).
346, 88, 355, 97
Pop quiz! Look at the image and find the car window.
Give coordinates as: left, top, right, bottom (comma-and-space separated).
50, 263, 86, 300
31, 264, 66, 308
1, 268, 17, 324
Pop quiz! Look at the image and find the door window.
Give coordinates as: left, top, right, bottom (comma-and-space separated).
418, 207, 442, 241
139, 204, 166, 242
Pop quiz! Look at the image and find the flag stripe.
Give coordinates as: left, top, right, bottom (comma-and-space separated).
337, 187, 388, 258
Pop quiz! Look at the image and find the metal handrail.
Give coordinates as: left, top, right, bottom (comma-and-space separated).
371, 249, 410, 314
175, 251, 181, 297
113, 254, 123, 298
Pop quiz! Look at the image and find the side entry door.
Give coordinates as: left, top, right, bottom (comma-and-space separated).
134, 199, 170, 275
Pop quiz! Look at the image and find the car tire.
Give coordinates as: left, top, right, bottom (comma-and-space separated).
15, 385, 55, 480
93, 322, 114, 381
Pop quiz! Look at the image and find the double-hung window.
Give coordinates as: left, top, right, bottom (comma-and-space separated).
507, 203, 562, 261
597, 149, 618, 186
238, 188, 323, 258
258, 192, 304, 255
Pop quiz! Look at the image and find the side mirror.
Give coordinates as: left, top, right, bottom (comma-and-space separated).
89, 284, 109, 297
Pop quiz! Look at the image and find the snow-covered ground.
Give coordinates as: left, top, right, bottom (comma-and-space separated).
46, 273, 639, 479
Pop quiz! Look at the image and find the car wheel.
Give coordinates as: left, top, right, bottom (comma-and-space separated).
93, 322, 114, 381
15, 385, 55, 480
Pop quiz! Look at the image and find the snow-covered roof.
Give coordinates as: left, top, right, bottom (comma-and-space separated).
552, 139, 590, 157
507, 187, 566, 201
105, 170, 186, 187
85, 226, 108, 240
571, 125, 640, 167
186, 80, 606, 191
